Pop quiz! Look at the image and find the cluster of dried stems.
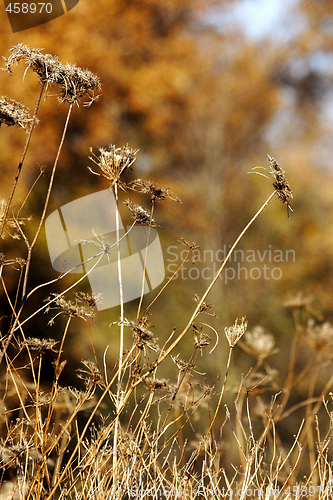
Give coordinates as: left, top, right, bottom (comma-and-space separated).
1, 44, 333, 500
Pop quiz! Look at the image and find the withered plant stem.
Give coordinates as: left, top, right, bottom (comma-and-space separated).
136, 201, 155, 321
195, 345, 234, 460
21, 102, 74, 301
0, 81, 45, 239
0, 103, 74, 366
46, 346, 136, 499
113, 181, 124, 481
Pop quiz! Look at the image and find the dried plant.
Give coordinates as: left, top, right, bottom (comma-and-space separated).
0, 197, 32, 239
224, 316, 248, 347
5, 43, 101, 106
128, 178, 181, 202
243, 325, 277, 360
2, 43, 333, 500
88, 144, 138, 189
124, 199, 157, 226
0, 95, 34, 131
268, 154, 293, 215
45, 292, 95, 324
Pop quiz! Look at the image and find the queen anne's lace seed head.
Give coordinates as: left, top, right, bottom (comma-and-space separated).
306, 319, 333, 353
120, 317, 159, 352
0, 96, 34, 131
5, 44, 101, 106
124, 199, 156, 227
224, 317, 247, 347
128, 179, 181, 203
45, 293, 95, 325
244, 326, 276, 360
88, 145, 138, 189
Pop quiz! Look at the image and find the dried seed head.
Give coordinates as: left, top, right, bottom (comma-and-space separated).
88, 145, 138, 189
267, 155, 293, 216
128, 179, 181, 203
0, 96, 35, 131
283, 293, 322, 320
192, 325, 211, 352
193, 294, 216, 317
5, 44, 101, 106
124, 199, 157, 227
178, 238, 200, 263
75, 291, 101, 308
45, 292, 95, 324
144, 377, 170, 392
171, 354, 193, 372
306, 319, 333, 353
224, 317, 248, 347
120, 317, 159, 352
76, 360, 105, 390
0, 253, 26, 269
244, 326, 276, 360
17, 337, 59, 352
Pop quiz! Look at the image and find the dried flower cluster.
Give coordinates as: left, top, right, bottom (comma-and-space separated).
193, 326, 211, 352
0, 96, 34, 131
120, 317, 159, 351
224, 317, 248, 347
5, 44, 101, 106
268, 155, 293, 216
178, 238, 200, 263
128, 179, 181, 203
283, 293, 323, 320
306, 319, 333, 353
124, 199, 156, 227
45, 292, 95, 324
17, 337, 59, 352
193, 293, 216, 317
244, 325, 276, 360
89, 145, 138, 189
76, 360, 105, 391
144, 377, 170, 392
171, 354, 193, 372
0, 253, 26, 270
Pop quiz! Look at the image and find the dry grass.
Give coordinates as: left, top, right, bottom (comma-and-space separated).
1, 44, 333, 500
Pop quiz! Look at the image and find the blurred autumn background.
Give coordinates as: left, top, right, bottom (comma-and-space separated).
1, 0, 333, 467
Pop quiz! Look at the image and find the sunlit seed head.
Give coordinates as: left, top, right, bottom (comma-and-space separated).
124, 199, 156, 227
224, 317, 248, 347
267, 155, 293, 216
5, 44, 101, 106
306, 319, 333, 353
244, 325, 276, 360
0, 96, 34, 132
128, 178, 181, 203
88, 144, 138, 189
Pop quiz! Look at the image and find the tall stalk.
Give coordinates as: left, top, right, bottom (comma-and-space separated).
113, 181, 124, 479
0, 82, 45, 239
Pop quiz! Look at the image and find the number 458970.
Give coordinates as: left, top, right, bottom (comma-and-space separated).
6, 3, 53, 14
